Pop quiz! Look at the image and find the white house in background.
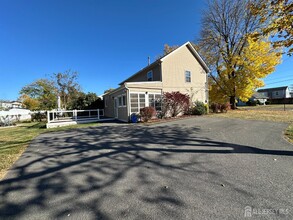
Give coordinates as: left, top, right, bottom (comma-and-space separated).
258, 86, 291, 99
0, 100, 22, 110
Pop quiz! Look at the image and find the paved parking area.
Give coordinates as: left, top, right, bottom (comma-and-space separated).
0, 117, 292, 219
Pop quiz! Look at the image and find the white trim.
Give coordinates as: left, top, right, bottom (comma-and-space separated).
116, 94, 127, 108
125, 81, 162, 85
104, 86, 126, 96
129, 91, 146, 94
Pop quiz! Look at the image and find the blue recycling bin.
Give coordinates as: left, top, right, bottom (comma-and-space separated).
131, 113, 138, 123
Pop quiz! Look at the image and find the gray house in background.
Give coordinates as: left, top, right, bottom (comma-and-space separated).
257, 86, 291, 99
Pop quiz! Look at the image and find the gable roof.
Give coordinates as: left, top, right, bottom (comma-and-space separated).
252, 92, 268, 99
119, 41, 210, 85
258, 86, 288, 92
160, 41, 210, 73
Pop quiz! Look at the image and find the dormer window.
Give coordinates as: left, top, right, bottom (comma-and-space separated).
147, 71, 153, 81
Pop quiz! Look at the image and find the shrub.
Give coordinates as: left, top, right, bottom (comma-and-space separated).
140, 107, 156, 122
265, 100, 271, 105
31, 112, 46, 122
192, 101, 206, 115
220, 103, 230, 113
211, 103, 220, 113
210, 103, 229, 113
162, 91, 190, 117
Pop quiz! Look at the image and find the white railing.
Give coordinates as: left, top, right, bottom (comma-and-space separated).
47, 109, 104, 124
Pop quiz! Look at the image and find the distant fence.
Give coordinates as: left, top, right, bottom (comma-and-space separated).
47, 109, 104, 124
0, 109, 31, 127
268, 98, 293, 104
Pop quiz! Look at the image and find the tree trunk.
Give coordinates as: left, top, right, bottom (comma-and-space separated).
230, 96, 236, 110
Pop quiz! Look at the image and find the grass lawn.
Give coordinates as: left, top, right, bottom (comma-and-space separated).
208, 105, 293, 143
0, 122, 99, 179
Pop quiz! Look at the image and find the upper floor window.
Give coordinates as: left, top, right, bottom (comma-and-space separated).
185, 71, 191, 83
147, 71, 153, 81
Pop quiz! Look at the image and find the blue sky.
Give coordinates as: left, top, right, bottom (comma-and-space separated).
0, 0, 292, 100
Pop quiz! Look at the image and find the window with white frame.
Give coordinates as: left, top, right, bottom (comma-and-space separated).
118, 96, 122, 106
130, 93, 145, 113
118, 95, 126, 107
147, 71, 153, 81
148, 94, 162, 111
185, 70, 191, 83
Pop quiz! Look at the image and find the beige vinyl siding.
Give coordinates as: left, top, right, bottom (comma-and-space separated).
161, 45, 207, 103
124, 65, 161, 83
103, 88, 128, 122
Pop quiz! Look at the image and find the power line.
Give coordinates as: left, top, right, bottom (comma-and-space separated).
265, 76, 293, 82
265, 79, 293, 85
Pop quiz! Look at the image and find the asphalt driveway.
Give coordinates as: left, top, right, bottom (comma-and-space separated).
0, 117, 292, 219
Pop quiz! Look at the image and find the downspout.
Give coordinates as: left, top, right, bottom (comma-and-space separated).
124, 83, 130, 122
206, 71, 210, 104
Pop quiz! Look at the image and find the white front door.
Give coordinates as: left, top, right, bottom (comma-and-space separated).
114, 98, 118, 118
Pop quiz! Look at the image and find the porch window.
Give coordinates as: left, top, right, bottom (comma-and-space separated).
130, 93, 145, 113
148, 94, 162, 111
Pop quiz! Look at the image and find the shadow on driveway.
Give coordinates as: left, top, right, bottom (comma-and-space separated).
1, 118, 292, 219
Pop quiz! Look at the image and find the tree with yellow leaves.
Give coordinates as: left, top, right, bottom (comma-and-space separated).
198, 0, 282, 108
210, 37, 281, 104
250, 0, 293, 55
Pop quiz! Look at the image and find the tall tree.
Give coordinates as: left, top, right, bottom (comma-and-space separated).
52, 70, 81, 110
250, 0, 293, 55
70, 92, 103, 110
20, 94, 41, 110
19, 79, 57, 110
198, 0, 281, 108
209, 37, 281, 103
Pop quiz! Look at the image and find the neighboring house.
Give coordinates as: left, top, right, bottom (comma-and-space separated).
251, 92, 268, 104
103, 41, 209, 122
237, 92, 268, 106
258, 86, 291, 99
0, 100, 22, 110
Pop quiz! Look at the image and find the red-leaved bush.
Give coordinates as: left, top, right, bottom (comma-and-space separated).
211, 102, 230, 113
162, 91, 190, 117
140, 107, 156, 122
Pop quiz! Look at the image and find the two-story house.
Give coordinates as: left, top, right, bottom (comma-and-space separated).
103, 42, 209, 122
258, 86, 291, 99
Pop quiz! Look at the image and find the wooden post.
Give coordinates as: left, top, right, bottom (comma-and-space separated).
97, 109, 100, 120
